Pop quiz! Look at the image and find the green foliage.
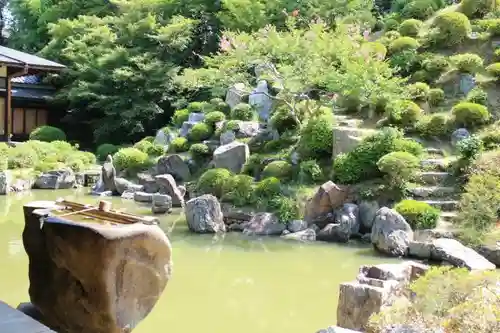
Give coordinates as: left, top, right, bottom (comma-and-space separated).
7, 144, 38, 169
460, 0, 500, 18
254, 177, 282, 198
402, 0, 438, 20
112, 148, 148, 171
172, 109, 190, 127
187, 102, 209, 113
377, 151, 420, 187
0, 143, 8, 171
417, 114, 451, 138
209, 98, 231, 115
450, 53, 484, 73
480, 126, 500, 150
407, 82, 430, 101
204, 111, 226, 127
486, 62, 500, 79
430, 12, 472, 47
222, 174, 255, 206
465, 87, 488, 105
96, 143, 119, 161
262, 161, 293, 180
494, 48, 500, 61
188, 123, 213, 142
458, 135, 484, 160
387, 100, 423, 128
389, 36, 420, 54
169, 137, 189, 153
231, 103, 255, 121
333, 128, 424, 184
29, 126, 66, 142
267, 197, 301, 222
189, 143, 211, 161
298, 114, 334, 160
298, 160, 323, 183
428, 88, 445, 106
384, 18, 400, 31
422, 53, 449, 75
242, 154, 266, 177
452, 102, 491, 128
398, 19, 423, 37
196, 168, 233, 197
394, 199, 440, 229
270, 106, 300, 133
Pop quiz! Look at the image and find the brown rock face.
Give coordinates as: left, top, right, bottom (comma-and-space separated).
305, 181, 347, 224
22, 201, 172, 333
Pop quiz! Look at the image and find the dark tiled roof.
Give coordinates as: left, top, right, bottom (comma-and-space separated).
0, 46, 65, 70
11, 75, 42, 85
11, 87, 55, 100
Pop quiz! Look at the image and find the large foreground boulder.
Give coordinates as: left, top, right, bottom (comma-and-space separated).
213, 141, 250, 173
243, 212, 286, 236
185, 195, 226, 233
22, 201, 172, 333
35, 169, 76, 189
371, 208, 413, 257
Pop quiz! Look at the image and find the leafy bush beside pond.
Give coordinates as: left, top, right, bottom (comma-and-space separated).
196, 168, 233, 198
29, 126, 67, 142
394, 199, 440, 229
112, 147, 149, 171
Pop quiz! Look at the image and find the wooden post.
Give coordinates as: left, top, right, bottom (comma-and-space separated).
5, 74, 11, 140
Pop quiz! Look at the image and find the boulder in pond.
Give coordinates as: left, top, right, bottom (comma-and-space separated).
0, 170, 12, 195
134, 191, 153, 203
22, 201, 172, 333
333, 203, 360, 242
137, 173, 159, 193
281, 228, 316, 242
155, 174, 184, 207
430, 238, 495, 270
114, 177, 140, 195
243, 212, 286, 236
151, 193, 173, 214
185, 194, 225, 233
287, 219, 308, 233
358, 201, 379, 233
35, 169, 76, 189
156, 154, 191, 182
305, 181, 348, 225
371, 207, 413, 257
213, 141, 249, 173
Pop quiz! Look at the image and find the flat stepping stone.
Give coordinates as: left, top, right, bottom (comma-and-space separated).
417, 171, 451, 185
431, 238, 496, 271
421, 200, 458, 212
409, 186, 457, 198
420, 158, 451, 171
425, 147, 445, 156
440, 211, 458, 222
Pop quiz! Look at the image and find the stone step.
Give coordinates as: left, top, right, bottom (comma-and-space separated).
420, 200, 459, 212
409, 186, 458, 199
425, 147, 445, 156
417, 171, 451, 185
440, 211, 458, 222
420, 158, 451, 172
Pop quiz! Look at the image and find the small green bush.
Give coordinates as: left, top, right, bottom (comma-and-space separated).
204, 111, 226, 127
147, 144, 165, 156
486, 62, 500, 78
242, 154, 265, 177
225, 120, 240, 132
402, 0, 437, 20
188, 123, 212, 142
428, 88, 445, 106
133, 140, 153, 153
262, 160, 293, 180
422, 54, 449, 74
417, 114, 450, 138
189, 143, 210, 161
172, 109, 190, 127
29, 126, 66, 142
452, 102, 491, 128
254, 177, 282, 198
231, 103, 255, 121
460, 0, 500, 18
394, 199, 440, 229
480, 127, 500, 150
267, 197, 301, 223
196, 168, 233, 197
457, 135, 484, 160
450, 53, 483, 73
377, 151, 420, 186
407, 82, 430, 101
387, 100, 423, 128
7, 144, 39, 169
399, 19, 423, 37
210, 98, 231, 114
384, 18, 400, 31
169, 137, 189, 153
298, 114, 334, 159
222, 174, 255, 206
298, 160, 323, 183
270, 106, 299, 134
96, 143, 119, 161
494, 48, 500, 61
430, 12, 471, 47
187, 101, 209, 113
465, 87, 488, 105
389, 36, 420, 54
66, 158, 86, 172
112, 148, 148, 171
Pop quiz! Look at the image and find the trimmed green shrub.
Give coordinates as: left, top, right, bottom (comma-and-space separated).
298, 160, 323, 183
389, 36, 420, 54
270, 106, 299, 134
254, 177, 282, 198
494, 48, 500, 61
333, 128, 424, 184
112, 148, 148, 171
242, 154, 265, 177
210, 98, 231, 114
7, 144, 39, 169
450, 53, 483, 73
222, 174, 255, 206
142, 136, 155, 143
479, 127, 500, 150
262, 160, 293, 180
399, 19, 423, 37
169, 137, 189, 153
204, 111, 226, 127
147, 144, 165, 156
96, 143, 119, 161
225, 120, 240, 131
133, 140, 153, 153
387, 100, 423, 128
486, 62, 500, 78
384, 18, 400, 31
430, 12, 471, 47
189, 143, 210, 161
402, 0, 437, 20
377, 151, 420, 186
457, 135, 484, 160
231, 103, 255, 121
460, 0, 500, 18
465, 87, 488, 105
188, 123, 212, 142
267, 197, 301, 223
452, 102, 491, 128
187, 101, 209, 113
66, 158, 86, 172
298, 114, 334, 159
172, 109, 190, 127
407, 82, 430, 101
422, 54, 449, 74
417, 114, 450, 138
29, 126, 66, 142
394, 199, 440, 229
428, 88, 445, 106
196, 168, 232, 197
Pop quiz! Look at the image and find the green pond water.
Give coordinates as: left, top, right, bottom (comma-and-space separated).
0, 189, 396, 333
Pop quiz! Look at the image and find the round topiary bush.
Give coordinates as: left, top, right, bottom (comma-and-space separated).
384, 18, 400, 31
486, 62, 500, 78
270, 106, 300, 134
460, 0, 500, 18
402, 0, 437, 20
225, 120, 240, 132
298, 114, 334, 159
188, 123, 212, 142
222, 174, 255, 206
210, 98, 231, 115
254, 177, 282, 198
29, 126, 66, 142
407, 82, 430, 101
494, 48, 500, 61
394, 199, 440, 229
262, 160, 293, 180
389, 36, 420, 54
387, 100, 423, 128
189, 143, 210, 161
146, 144, 165, 156
450, 53, 483, 73
452, 102, 491, 128
465, 87, 488, 105
112, 147, 148, 171
417, 114, 450, 138
430, 12, 471, 47
422, 54, 449, 74
96, 143, 119, 161
169, 137, 189, 153
377, 151, 420, 185
133, 140, 153, 153
298, 160, 323, 183
187, 101, 209, 113
399, 19, 423, 37
172, 109, 190, 127
231, 103, 255, 121
204, 111, 226, 127
196, 168, 232, 197
428, 88, 445, 106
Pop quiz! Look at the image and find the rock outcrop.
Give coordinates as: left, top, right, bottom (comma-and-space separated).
281, 228, 316, 242
35, 169, 76, 189
151, 194, 172, 214
213, 141, 250, 173
371, 208, 414, 257
243, 212, 286, 236
185, 195, 225, 233
156, 174, 185, 207
156, 154, 191, 182
22, 201, 172, 333
0, 170, 11, 195
305, 181, 348, 225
